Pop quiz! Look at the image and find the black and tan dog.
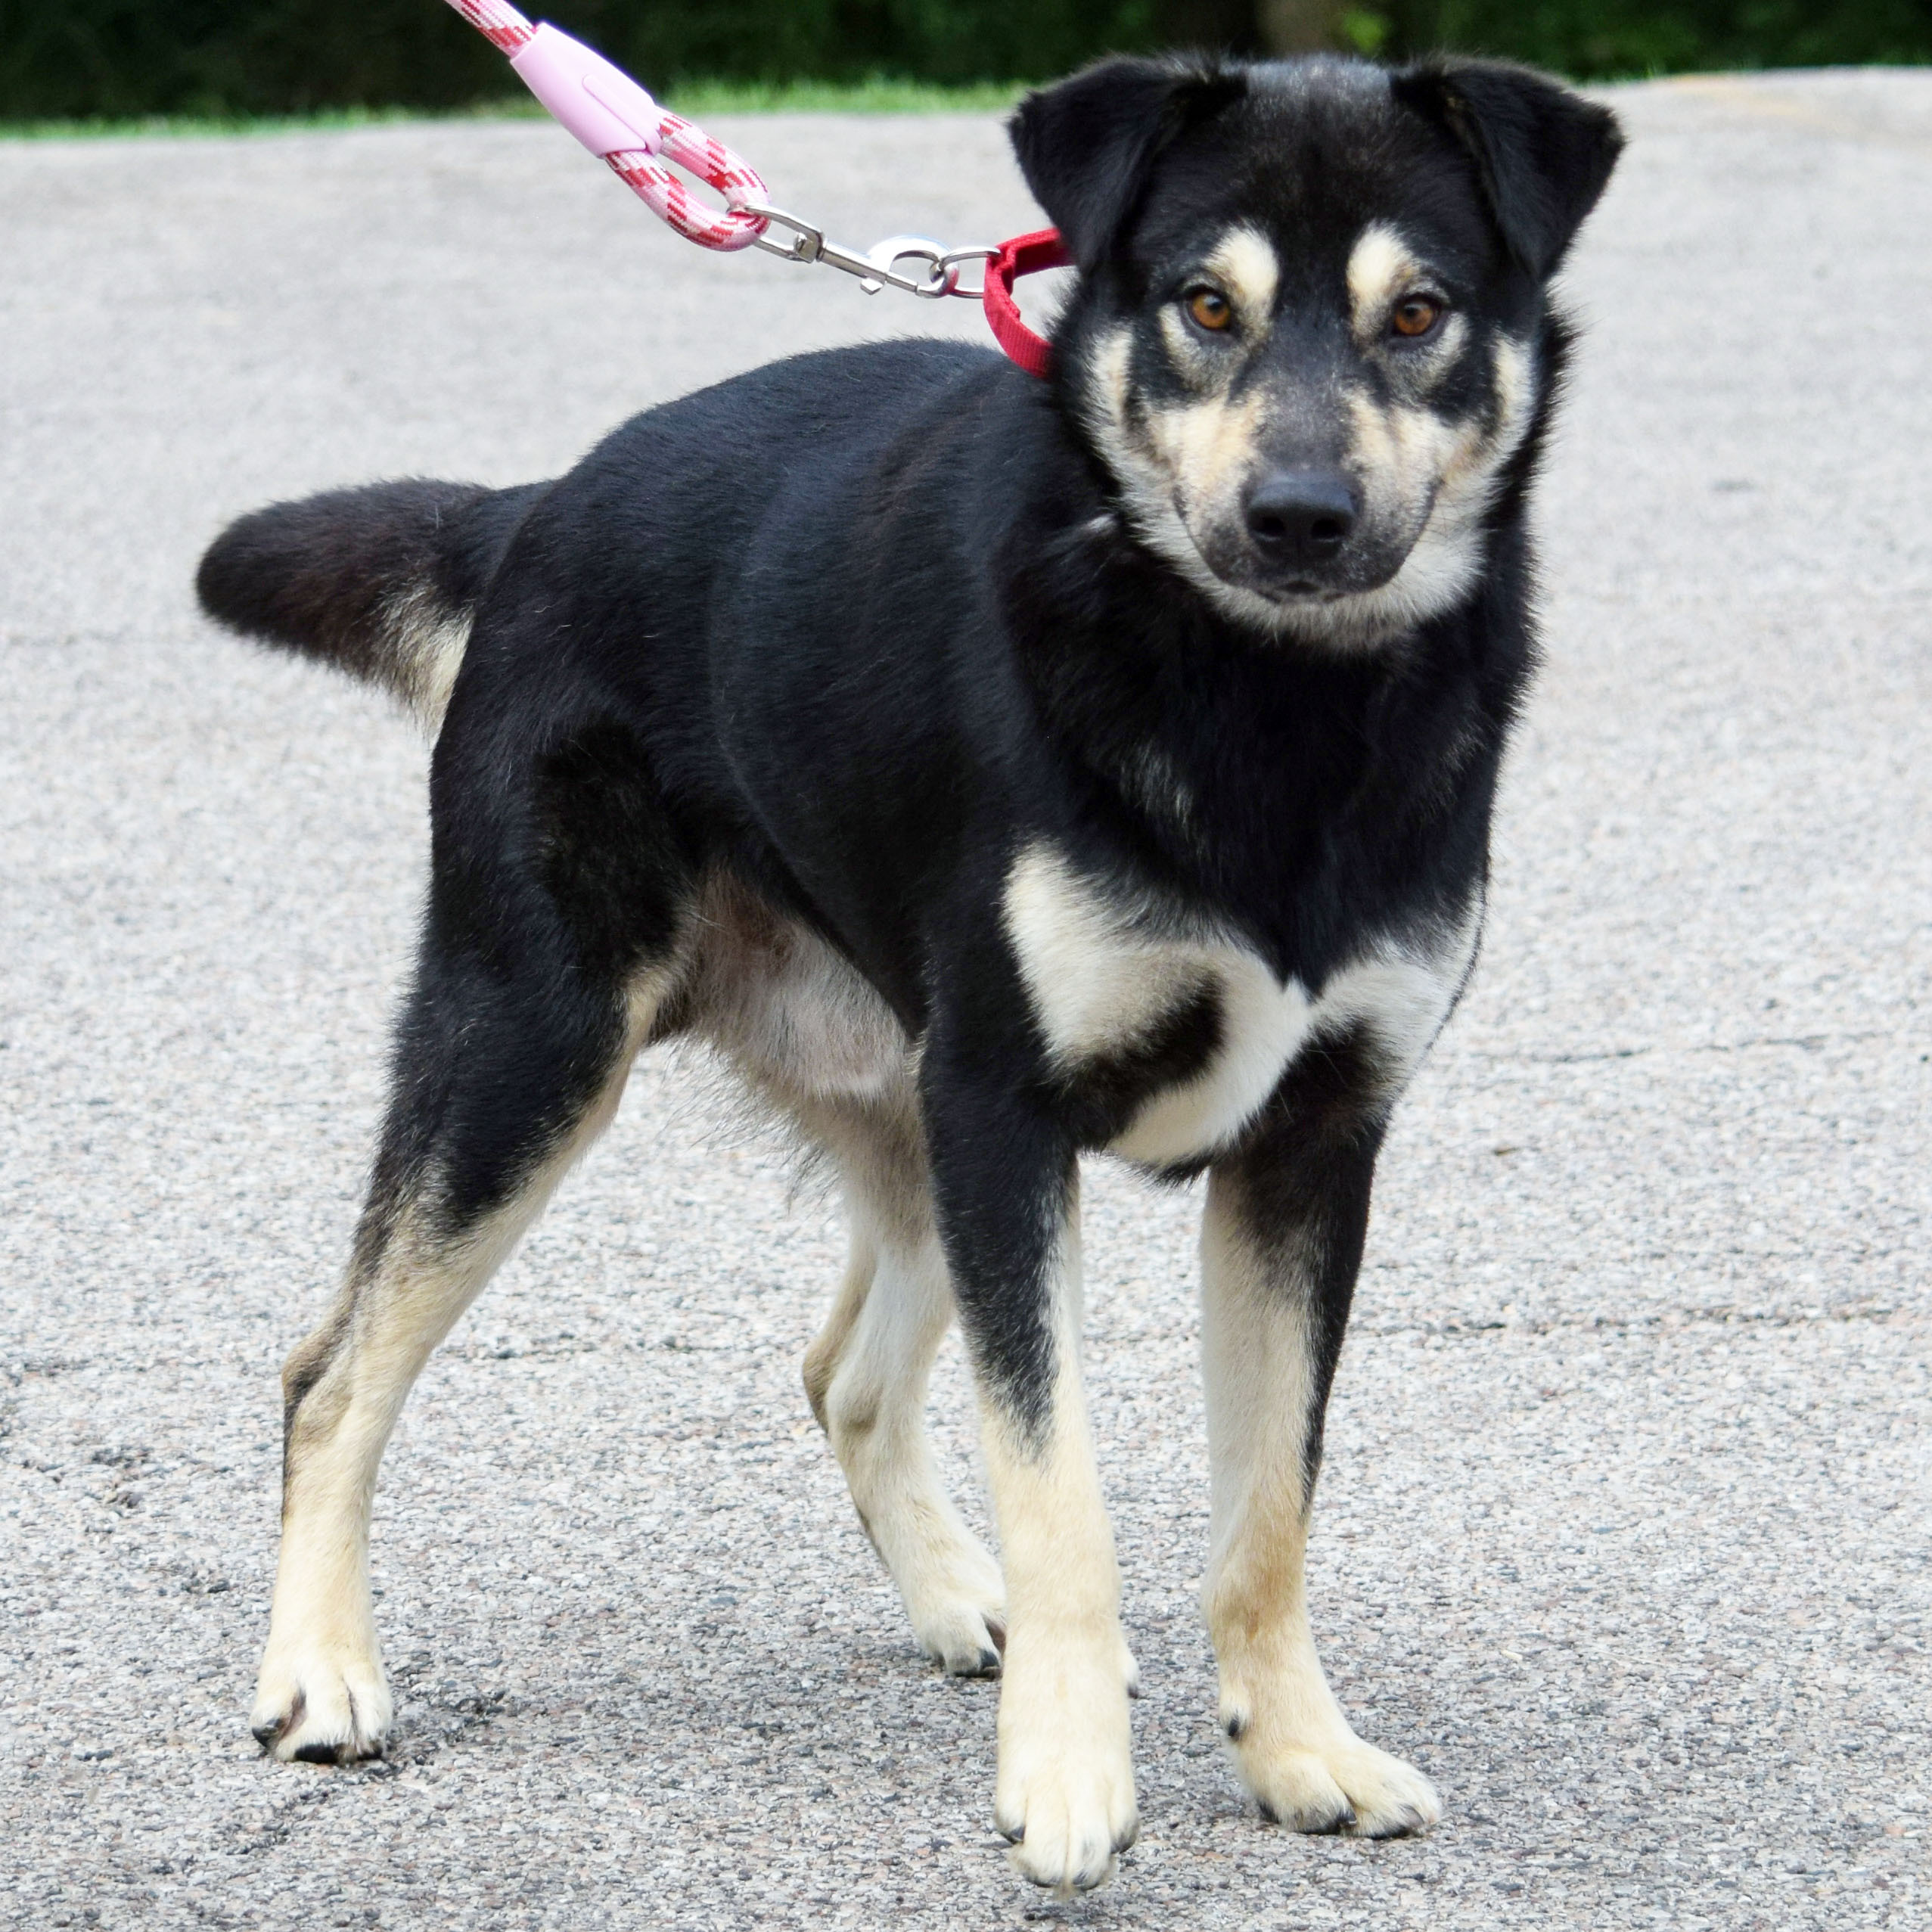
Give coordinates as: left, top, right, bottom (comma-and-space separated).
198, 52, 1620, 1894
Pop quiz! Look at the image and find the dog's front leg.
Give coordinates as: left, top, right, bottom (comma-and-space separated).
1200, 1065, 1442, 1837
923, 1067, 1136, 1895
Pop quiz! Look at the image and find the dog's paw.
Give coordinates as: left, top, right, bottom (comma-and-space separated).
904, 1537, 1008, 1678
250, 1642, 392, 1764
1224, 1704, 1440, 1838
993, 1632, 1138, 1895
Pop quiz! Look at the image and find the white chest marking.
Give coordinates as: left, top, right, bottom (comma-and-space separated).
1004, 845, 1472, 1165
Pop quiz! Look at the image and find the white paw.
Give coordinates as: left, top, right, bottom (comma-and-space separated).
902, 1536, 1008, 1677
250, 1639, 392, 1763
1223, 1700, 1440, 1837
994, 1631, 1138, 1895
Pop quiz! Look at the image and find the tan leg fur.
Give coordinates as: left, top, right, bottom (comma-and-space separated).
250, 989, 658, 1763
1198, 1172, 1440, 1836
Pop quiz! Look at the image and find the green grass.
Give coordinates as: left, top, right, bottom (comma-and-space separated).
0, 105, 480, 140
668, 76, 1027, 114
0, 77, 1028, 140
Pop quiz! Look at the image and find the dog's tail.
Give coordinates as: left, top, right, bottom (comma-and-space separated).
196, 478, 545, 730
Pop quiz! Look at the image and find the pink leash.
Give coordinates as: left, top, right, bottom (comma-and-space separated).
441, 0, 1061, 374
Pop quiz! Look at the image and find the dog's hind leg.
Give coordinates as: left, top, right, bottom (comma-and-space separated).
1199, 1032, 1442, 1837
251, 980, 663, 1763
251, 874, 681, 1763
800, 1100, 1006, 1676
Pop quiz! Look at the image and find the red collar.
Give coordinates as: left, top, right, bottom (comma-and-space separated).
982, 228, 1069, 379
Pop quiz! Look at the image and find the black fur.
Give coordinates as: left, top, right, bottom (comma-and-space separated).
202, 54, 1619, 1452
1010, 54, 1248, 268
1392, 58, 1625, 278
197, 479, 543, 707
1219, 1023, 1393, 1488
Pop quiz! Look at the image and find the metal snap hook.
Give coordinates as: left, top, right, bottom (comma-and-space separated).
864, 237, 958, 298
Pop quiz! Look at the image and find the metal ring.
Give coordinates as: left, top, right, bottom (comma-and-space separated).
934, 244, 1000, 300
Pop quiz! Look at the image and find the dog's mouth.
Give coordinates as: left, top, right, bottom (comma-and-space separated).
1196, 530, 1409, 610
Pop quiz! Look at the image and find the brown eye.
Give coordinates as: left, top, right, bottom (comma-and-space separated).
1185, 287, 1233, 331
1392, 294, 1444, 338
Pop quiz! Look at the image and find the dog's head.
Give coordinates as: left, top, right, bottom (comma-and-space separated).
1012, 55, 1622, 645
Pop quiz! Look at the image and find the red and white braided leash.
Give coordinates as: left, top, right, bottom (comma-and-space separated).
446, 0, 768, 248
441, 0, 1062, 372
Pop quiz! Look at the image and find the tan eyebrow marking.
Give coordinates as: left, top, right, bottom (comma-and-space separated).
1203, 225, 1281, 331
1346, 222, 1425, 336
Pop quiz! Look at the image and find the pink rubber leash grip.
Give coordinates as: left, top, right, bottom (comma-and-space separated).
509, 22, 768, 249
443, 0, 769, 250
508, 21, 664, 160
445, 0, 1051, 346
983, 229, 1068, 379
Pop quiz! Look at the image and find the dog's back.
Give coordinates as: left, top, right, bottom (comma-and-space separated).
197, 338, 1007, 737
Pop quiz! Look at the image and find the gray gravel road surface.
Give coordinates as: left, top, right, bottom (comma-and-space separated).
2, 70, 1928, 1930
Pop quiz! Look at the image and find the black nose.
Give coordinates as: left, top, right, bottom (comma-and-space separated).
1243, 471, 1359, 570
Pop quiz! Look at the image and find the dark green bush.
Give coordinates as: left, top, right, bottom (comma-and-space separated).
2, 0, 1927, 120
0, 3, 1151, 116
1382, 0, 1932, 74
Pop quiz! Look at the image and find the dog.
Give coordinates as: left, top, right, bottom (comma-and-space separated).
196, 51, 1620, 1894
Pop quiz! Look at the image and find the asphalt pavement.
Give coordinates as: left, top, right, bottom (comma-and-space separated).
2, 69, 1927, 1930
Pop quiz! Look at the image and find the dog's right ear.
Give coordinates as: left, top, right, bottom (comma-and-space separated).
1010, 55, 1247, 269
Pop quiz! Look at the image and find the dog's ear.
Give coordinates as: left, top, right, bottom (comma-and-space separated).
1393, 59, 1623, 279
1010, 55, 1247, 269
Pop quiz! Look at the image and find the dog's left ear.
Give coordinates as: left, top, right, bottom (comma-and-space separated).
1393, 59, 1623, 279
1011, 54, 1247, 269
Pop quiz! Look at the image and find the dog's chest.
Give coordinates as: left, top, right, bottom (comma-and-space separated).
1004, 845, 1471, 1164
